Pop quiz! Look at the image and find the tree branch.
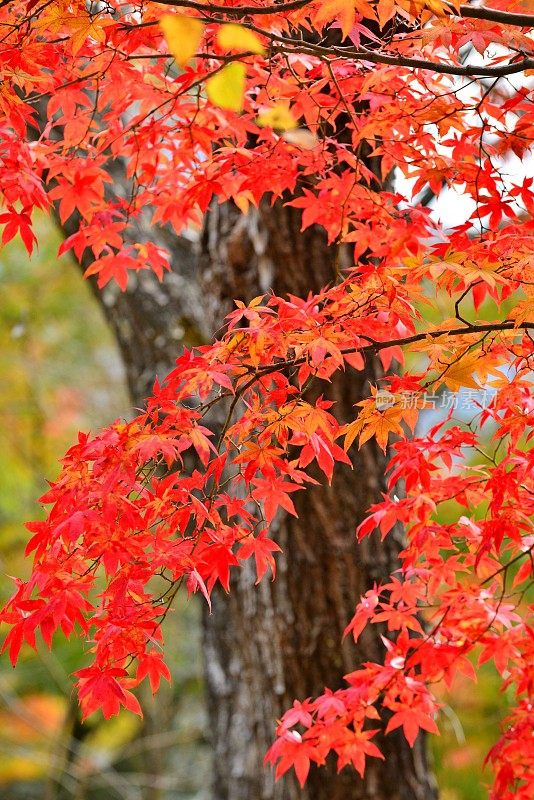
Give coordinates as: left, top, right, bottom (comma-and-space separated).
148, 0, 312, 15
450, 2, 534, 29
140, 0, 534, 30
266, 34, 534, 79
248, 320, 534, 379
120, 0, 534, 79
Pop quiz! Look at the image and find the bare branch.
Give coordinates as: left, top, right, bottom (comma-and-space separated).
452, 2, 534, 29
266, 33, 534, 79
147, 0, 312, 16
135, 0, 534, 30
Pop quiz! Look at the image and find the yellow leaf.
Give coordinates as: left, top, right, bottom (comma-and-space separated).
257, 103, 298, 131
439, 353, 481, 391
159, 14, 204, 67
341, 396, 404, 453
206, 63, 246, 112
217, 23, 265, 55
438, 350, 504, 393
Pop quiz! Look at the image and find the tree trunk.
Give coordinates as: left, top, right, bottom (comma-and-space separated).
199, 200, 437, 800
59, 194, 436, 800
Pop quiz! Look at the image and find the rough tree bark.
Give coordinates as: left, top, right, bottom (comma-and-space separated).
199, 200, 437, 800
71, 196, 436, 800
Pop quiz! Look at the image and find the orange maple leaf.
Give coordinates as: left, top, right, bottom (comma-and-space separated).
314, 0, 375, 40
342, 396, 404, 453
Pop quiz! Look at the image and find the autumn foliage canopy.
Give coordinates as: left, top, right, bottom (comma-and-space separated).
1, 0, 534, 796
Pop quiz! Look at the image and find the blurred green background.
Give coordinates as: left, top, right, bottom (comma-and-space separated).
0, 217, 209, 799
0, 216, 508, 799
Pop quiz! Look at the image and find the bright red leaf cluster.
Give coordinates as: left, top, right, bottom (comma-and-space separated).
1, 0, 534, 797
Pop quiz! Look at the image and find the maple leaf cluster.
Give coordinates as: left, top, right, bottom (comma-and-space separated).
0, 0, 534, 797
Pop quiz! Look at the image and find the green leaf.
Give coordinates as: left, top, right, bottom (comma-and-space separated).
217, 23, 265, 55
206, 63, 246, 112
257, 103, 298, 130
